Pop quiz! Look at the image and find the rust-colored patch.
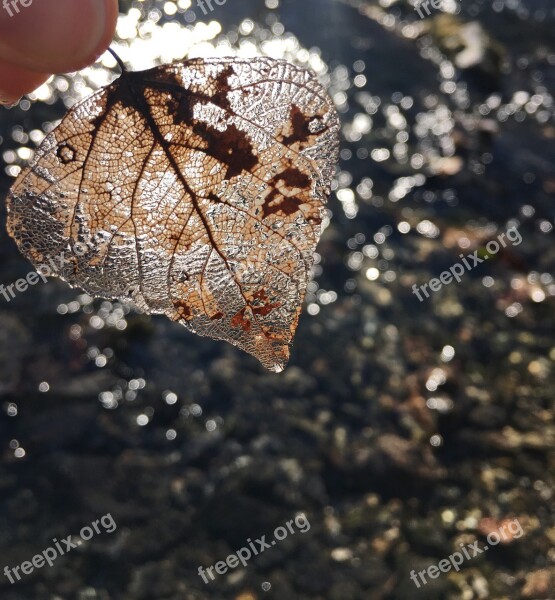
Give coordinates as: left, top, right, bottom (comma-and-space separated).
281, 105, 312, 145
261, 167, 311, 218
250, 288, 281, 317
231, 307, 251, 332
281, 167, 310, 189
307, 215, 322, 226
261, 191, 304, 219
278, 105, 329, 147
252, 288, 269, 301
231, 290, 280, 330
173, 300, 192, 320
193, 120, 258, 180
252, 303, 281, 316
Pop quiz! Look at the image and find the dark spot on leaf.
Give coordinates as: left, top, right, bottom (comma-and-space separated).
174, 301, 192, 320
57, 143, 76, 164
231, 307, 251, 332
262, 190, 304, 219
210, 66, 234, 111
166, 94, 196, 125
207, 192, 222, 203
193, 120, 258, 180
280, 167, 311, 189
260, 169, 311, 218
282, 105, 312, 145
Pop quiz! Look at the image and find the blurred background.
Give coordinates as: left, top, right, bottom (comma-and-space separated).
0, 0, 554, 598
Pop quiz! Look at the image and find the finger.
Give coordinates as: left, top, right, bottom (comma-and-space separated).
0, 61, 50, 105
0, 0, 119, 74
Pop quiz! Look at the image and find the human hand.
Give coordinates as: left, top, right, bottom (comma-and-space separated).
0, 0, 118, 105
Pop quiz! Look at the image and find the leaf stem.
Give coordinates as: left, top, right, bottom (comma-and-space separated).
108, 48, 127, 74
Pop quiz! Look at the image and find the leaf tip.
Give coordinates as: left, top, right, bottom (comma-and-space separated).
254, 338, 290, 373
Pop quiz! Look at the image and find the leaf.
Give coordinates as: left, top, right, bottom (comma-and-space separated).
6, 56, 339, 372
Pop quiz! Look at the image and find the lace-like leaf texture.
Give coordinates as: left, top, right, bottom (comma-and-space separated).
7, 57, 339, 372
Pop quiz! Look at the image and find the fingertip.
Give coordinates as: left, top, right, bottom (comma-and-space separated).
71, 0, 119, 71
0, 0, 119, 73
0, 60, 50, 104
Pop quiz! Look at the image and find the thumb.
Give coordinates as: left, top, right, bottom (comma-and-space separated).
0, 0, 118, 103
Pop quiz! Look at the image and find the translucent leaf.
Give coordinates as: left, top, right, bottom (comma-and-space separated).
7, 57, 339, 372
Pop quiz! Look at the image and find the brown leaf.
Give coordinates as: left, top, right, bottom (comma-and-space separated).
6, 57, 339, 371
